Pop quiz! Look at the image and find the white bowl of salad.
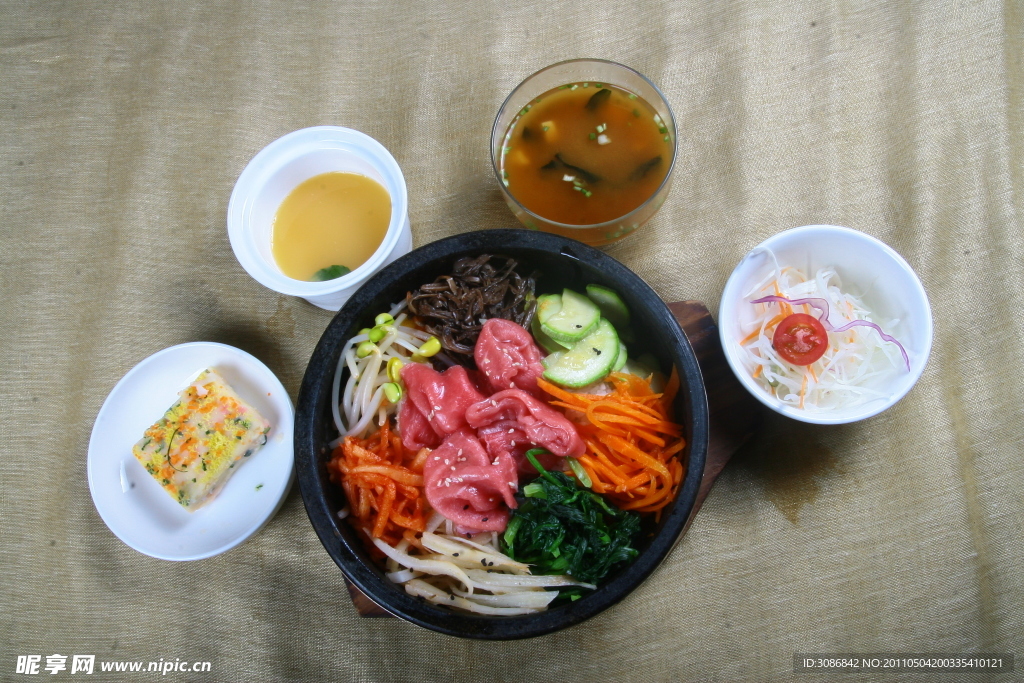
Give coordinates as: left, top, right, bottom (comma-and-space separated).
718, 225, 933, 425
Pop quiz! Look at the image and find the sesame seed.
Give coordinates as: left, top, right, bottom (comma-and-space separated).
451, 466, 456, 471
508, 428, 514, 434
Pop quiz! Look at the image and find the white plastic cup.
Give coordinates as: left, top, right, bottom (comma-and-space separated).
227, 126, 412, 310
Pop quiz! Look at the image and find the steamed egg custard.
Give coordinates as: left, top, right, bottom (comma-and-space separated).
271, 172, 390, 282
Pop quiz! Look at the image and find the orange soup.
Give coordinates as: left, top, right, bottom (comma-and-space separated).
272, 172, 390, 282
499, 83, 671, 226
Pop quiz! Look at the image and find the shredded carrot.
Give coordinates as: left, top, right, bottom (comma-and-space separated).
740, 312, 787, 346
537, 370, 687, 517
752, 365, 763, 379
326, 421, 427, 548
772, 281, 793, 316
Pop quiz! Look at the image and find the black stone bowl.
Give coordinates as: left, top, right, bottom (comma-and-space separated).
295, 229, 708, 639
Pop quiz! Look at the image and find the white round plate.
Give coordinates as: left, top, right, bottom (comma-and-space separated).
88, 342, 294, 560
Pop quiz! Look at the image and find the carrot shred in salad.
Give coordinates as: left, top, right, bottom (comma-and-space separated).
326, 421, 428, 549
537, 370, 686, 517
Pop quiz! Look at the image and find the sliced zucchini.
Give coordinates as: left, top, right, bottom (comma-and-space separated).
535, 293, 562, 324
585, 284, 631, 329
621, 357, 667, 392
612, 341, 628, 372
540, 288, 600, 345
636, 353, 661, 373
541, 349, 563, 369
542, 318, 620, 387
532, 315, 570, 353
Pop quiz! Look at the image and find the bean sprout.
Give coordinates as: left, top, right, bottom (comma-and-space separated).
330, 302, 429, 444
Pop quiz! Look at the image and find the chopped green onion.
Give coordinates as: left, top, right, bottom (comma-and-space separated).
417, 336, 441, 357
503, 516, 523, 548
523, 482, 546, 498
628, 93, 638, 100
567, 457, 593, 488
356, 341, 377, 358
582, 82, 589, 87
589, 132, 596, 140
581, 188, 592, 198
659, 126, 667, 134
570, 84, 578, 90
664, 135, 670, 142
375, 312, 394, 326
595, 82, 603, 88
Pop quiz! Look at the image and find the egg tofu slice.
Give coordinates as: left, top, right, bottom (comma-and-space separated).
132, 368, 271, 510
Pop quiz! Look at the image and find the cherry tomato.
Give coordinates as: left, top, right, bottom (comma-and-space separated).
772, 313, 828, 365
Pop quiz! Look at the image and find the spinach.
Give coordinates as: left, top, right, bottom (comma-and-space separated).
501, 450, 641, 590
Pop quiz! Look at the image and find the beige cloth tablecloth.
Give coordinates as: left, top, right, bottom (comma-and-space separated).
2, 1, 1021, 681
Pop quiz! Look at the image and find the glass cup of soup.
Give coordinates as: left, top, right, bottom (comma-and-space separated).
491, 59, 677, 247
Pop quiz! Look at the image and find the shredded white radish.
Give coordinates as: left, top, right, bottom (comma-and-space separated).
738, 249, 905, 412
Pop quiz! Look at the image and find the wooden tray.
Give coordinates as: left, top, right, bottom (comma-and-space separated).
345, 300, 764, 616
